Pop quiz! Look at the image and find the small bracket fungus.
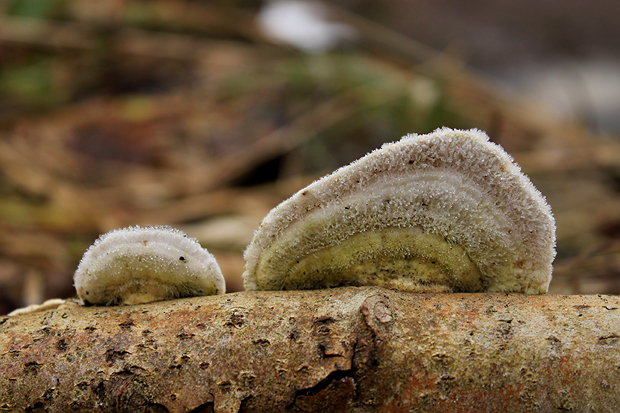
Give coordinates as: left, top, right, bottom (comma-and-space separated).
7, 298, 67, 316
243, 128, 556, 294
74, 226, 225, 305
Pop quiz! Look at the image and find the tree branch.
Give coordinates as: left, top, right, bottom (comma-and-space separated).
1, 287, 619, 412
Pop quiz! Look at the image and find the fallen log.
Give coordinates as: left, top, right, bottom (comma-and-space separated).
1, 287, 619, 412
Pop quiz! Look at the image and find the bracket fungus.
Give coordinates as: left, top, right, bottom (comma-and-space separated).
74, 226, 225, 306
243, 128, 556, 294
7, 298, 67, 316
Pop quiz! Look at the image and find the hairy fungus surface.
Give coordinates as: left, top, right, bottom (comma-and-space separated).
74, 226, 225, 305
243, 128, 556, 293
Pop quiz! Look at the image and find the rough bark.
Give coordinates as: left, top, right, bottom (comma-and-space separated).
1, 287, 619, 412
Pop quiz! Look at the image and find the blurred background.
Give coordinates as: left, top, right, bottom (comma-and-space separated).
1, 0, 620, 314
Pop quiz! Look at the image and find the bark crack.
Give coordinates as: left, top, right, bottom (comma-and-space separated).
286, 369, 355, 409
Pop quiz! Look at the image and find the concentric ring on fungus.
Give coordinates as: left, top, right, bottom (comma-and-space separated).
243, 128, 556, 294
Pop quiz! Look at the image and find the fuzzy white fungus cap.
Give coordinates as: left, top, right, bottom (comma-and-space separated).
74, 226, 225, 305
243, 128, 556, 294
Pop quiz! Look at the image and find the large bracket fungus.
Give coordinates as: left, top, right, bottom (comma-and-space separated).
243, 128, 556, 294
74, 226, 225, 305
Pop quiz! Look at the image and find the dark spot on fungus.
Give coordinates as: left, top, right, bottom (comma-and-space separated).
179, 256, 186, 262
